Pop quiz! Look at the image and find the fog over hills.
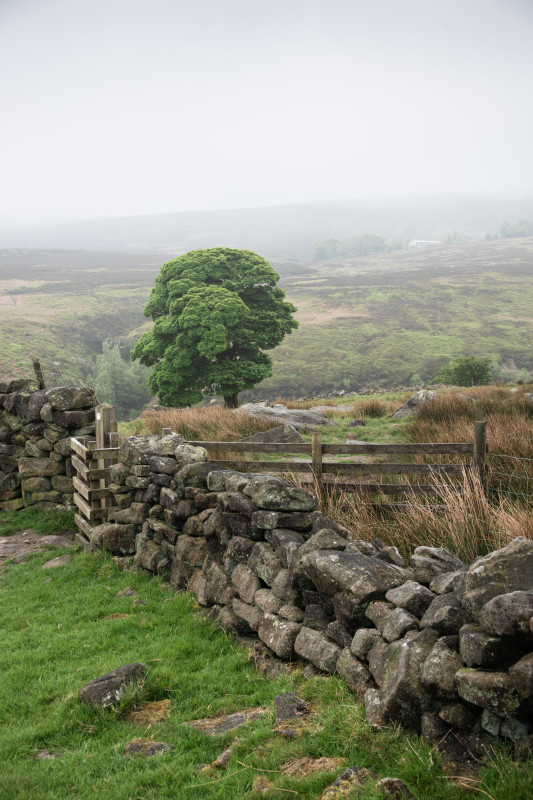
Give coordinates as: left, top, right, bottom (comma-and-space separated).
2, 194, 533, 260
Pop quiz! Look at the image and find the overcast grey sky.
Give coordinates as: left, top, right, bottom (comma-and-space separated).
1, 0, 532, 223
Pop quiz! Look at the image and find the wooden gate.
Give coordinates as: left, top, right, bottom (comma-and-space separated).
71, 403, 119, 546
189, 421, 487, 508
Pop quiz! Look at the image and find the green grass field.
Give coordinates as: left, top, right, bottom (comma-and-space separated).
1, 507, 532, 800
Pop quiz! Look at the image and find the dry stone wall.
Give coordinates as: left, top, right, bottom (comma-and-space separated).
90, 433, 533, 754
0, 379, 97, 512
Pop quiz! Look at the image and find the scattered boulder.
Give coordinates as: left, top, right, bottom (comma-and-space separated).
318, 766, 379, 799
183, 708, 265, 736
390, 390, 436, 419
78, 663, 146, 708
273, 693, 310, 724
238, 402, 338, 429
375, 777, 413, 798
41, 555, 72, 569
242, 424, 305, 444
123, 738, 169, 757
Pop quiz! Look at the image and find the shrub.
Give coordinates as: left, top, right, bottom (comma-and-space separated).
433, 356, 492, 386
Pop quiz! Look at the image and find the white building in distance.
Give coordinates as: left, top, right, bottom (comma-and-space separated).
408, 240, 442, 248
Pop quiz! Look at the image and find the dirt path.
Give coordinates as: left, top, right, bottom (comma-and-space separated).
0, 529, 77, 582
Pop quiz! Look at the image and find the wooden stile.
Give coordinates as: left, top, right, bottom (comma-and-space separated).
71, 403, 119, 544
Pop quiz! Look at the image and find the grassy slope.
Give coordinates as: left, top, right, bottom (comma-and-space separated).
2, 193, 533, 256
0, 250, 162, 379
1, 508, 531, 800
264, 237, 533, 397
2, 238, 533, 397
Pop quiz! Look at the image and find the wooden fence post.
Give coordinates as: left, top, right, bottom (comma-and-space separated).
312, 430, 325, 507
473, 421, 487, 493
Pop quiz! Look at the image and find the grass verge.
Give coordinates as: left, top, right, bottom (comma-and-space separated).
1, 521, 531, 799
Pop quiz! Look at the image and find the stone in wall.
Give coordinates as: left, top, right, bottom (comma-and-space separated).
0, 379, 97, 511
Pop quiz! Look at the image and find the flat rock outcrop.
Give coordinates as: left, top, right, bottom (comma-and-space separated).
238, 402, 337, 429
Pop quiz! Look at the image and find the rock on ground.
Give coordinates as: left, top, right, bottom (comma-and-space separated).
390, 390, 437, 419
78, 663, 146, 708
238, 402, 338, 430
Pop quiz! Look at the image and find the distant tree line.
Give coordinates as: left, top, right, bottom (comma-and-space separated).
91, 342, 152, 420
312, 234, 404, 261
500, 218, 533, 238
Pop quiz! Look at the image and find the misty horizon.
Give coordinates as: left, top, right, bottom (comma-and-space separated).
1, 0, 532, 225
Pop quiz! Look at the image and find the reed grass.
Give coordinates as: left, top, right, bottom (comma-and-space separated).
305, 472, 533, 563
137, 406, 279, 441
404, 388, 533, 499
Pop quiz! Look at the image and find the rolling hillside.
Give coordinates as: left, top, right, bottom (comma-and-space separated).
2, 193, 533, 259
1, 237, 533, 396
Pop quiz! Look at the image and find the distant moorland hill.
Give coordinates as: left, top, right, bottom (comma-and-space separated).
1, 237, 533, 397
2, 193, 533, 259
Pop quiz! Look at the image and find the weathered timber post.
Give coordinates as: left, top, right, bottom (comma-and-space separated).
95, 403, 118, 511
312, 430, 325, 507
473, 421, 488, 494
32, 358, 46, 390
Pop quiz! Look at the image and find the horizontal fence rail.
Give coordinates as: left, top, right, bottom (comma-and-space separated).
188, 421, 487, 507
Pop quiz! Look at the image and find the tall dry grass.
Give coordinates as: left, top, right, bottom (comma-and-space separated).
139, 405, 278, 441
275, 397, 336, 410
403, 387, 533, 499
295, 471, 533, 562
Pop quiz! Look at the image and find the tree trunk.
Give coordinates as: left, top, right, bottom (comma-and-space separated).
224, 394, 239, 409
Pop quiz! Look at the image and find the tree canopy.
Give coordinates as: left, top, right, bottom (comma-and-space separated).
433, 356, 492, 386
131, 248, 298, 407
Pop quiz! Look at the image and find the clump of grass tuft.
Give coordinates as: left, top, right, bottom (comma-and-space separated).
354, 398, 390, 418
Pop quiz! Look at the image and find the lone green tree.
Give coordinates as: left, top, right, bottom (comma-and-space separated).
131, 248, 298, 408
433, 356, 493, 386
